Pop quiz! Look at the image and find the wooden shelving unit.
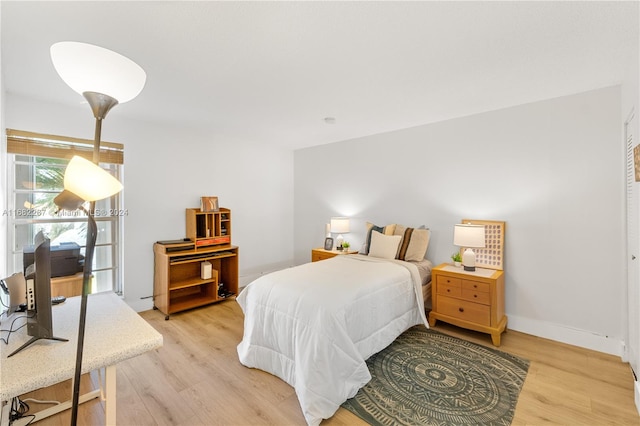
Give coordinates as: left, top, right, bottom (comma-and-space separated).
186, 208, 231, 248
154, 207, 238, 320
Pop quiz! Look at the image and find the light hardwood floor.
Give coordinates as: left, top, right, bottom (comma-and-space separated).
13, 300, 640, 425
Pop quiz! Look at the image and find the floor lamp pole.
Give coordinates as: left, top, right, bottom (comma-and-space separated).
70, 208, 97, 426
70, 92, 118, 426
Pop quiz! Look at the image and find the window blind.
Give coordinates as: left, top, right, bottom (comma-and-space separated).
6, 129, 124, 164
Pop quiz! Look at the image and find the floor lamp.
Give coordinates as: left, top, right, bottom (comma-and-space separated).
50, 41, 146, 426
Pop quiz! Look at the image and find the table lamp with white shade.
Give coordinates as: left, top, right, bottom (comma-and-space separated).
330, 217, 350, 250
453, 223, 486, 271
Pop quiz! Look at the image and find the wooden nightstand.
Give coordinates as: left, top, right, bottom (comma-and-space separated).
428, 263, 506, 346
311, 248, 359, 262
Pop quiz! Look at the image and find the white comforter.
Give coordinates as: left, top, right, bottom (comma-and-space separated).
236, 254, 429, 425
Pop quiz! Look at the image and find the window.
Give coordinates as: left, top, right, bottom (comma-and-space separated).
5, 129, 124, 294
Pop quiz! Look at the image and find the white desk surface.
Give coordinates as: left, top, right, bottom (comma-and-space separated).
0, 291, 163, 401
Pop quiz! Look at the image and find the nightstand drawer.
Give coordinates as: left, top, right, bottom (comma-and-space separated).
438, 295, 491, 326
462, 279, 490, 293
436, 275, 462, 287
438, 282, 462, 297
461, 288, 491, 305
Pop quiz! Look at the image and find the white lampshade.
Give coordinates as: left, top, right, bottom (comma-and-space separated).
453, 224, 486, 248
330, 217, 350, 234
50, 41, 146, 103
453, 223, 485, 271
64, 156, 123, 201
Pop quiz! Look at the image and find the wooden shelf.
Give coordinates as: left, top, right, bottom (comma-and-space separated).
169, 276, 217, 291
169, 250, 236, 265
168, 293, 217, 314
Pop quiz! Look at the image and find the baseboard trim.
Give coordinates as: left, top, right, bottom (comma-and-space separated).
126, 297, 154, 313
126, 261, 295, 313
239, 261, 294, 288
125, 279, 624, 358
508, 314, 623, 357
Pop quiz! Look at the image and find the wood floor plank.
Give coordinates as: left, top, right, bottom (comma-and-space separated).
10, 300, 639, 425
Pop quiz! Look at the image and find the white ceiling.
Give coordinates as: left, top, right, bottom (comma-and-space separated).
1, 1, 638, 149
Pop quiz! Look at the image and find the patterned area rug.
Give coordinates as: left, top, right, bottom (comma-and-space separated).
342, 326, 529, 426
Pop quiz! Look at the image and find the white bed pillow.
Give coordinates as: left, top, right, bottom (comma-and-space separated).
360, 222, 396, 254
368, 231, 402, 259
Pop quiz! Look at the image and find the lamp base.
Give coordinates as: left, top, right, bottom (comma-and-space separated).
7, 335, 68, 358
462, 248, 477, 272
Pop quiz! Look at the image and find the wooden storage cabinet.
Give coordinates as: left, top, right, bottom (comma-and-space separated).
154, 244, 238, 320
428, 263, 506, 346
186, 208, 231, 247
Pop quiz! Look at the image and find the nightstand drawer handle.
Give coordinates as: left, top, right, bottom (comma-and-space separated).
458, 307, 464, 313
473, 294, 478, 298
447, 289, 451, 292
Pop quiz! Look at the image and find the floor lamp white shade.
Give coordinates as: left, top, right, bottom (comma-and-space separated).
54, 156, 124, 211
453, 224, 486, 271
65, 156, 123, 200
50, 41, 146, 103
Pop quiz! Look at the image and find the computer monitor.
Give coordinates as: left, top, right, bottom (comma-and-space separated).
8, 231, 67, 357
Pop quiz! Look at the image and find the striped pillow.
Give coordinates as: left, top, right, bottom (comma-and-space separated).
395, 226, 430, 261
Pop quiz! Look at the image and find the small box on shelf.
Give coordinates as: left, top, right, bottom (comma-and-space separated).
201, 261, 212, 279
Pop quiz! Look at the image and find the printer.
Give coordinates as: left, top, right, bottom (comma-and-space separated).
23, 241, 83, 278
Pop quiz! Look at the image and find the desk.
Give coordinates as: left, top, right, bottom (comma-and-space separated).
0, 292, 163, 425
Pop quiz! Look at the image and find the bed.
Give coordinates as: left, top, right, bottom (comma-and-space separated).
236, 225, 432, 425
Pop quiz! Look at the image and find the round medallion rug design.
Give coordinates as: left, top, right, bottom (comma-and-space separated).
342, 326, 529, 426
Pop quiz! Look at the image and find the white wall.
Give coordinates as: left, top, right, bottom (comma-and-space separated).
294, 86, 624, 355
4, 94, 294, 311
0, 3, 6, 281
621, 16, 640, 410
2, 86, 628, 356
